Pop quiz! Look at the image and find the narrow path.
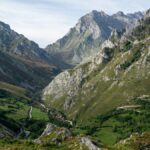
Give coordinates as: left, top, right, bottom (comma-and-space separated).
117, 105, 141, 110
29, 106, 32, 119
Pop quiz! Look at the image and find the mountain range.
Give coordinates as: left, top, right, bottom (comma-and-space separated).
0, 8, 150, 150
46, 11, 143, 65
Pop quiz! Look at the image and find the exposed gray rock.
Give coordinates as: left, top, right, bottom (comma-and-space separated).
41, 123, 57, 137
34, 123, 57, 144
80, 137, 101, 150
34, 123, 72, 146
43, 68, 84, 100
63, 97, 75, 110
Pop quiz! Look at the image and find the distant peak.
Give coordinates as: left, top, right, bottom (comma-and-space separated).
115, 11, 125, 16
99, 10, 107, 16
91, 10, 99, 14
0, 21, 10, 30
91, 10, 108, 16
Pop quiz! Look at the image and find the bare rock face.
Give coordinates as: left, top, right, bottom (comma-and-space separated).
34, 123, 72, 146
43, 68, 84, 99
89, 46, 114, 71
41, 123, 56, 137
75, 12, 101, 39
34, 123, 56, 144
80, 137, 101, 150
100, 39, 115, 50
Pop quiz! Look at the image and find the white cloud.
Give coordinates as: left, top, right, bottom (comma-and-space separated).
0, 0, 149, 47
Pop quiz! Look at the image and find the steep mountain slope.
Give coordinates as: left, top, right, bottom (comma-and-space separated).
43, 10, 150, 123
0, 21, 53, 62
0, 21, 63, 91
46, 11, 143, 65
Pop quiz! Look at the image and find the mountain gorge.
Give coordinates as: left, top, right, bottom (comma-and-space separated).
0, 8, 150, 150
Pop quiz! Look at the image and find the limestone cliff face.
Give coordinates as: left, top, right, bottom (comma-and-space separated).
43, 40, 115, 101
43, 68, 84, 99
80, 137, 101, 150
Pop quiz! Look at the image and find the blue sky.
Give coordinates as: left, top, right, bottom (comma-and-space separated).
0, 0, 149, 47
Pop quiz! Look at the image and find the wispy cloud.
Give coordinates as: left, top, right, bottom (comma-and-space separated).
0, 0, 149, 47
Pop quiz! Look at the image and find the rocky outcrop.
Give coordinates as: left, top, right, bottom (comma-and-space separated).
34, 123, 72, 146
43, 68, 84, 100
34, 123, 100, 150
80, 137, 101, 150
40, 123, 57, 137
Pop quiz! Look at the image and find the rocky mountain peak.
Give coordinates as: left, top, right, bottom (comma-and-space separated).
115, 11, 125, 16
0, 21, 10, 30
145, 9, 150, 18
91, 10, 108, 17
75, 10, 109, 34
127, 11, 144, 20
113, 11, 143, 25
46, 10, 144, 65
